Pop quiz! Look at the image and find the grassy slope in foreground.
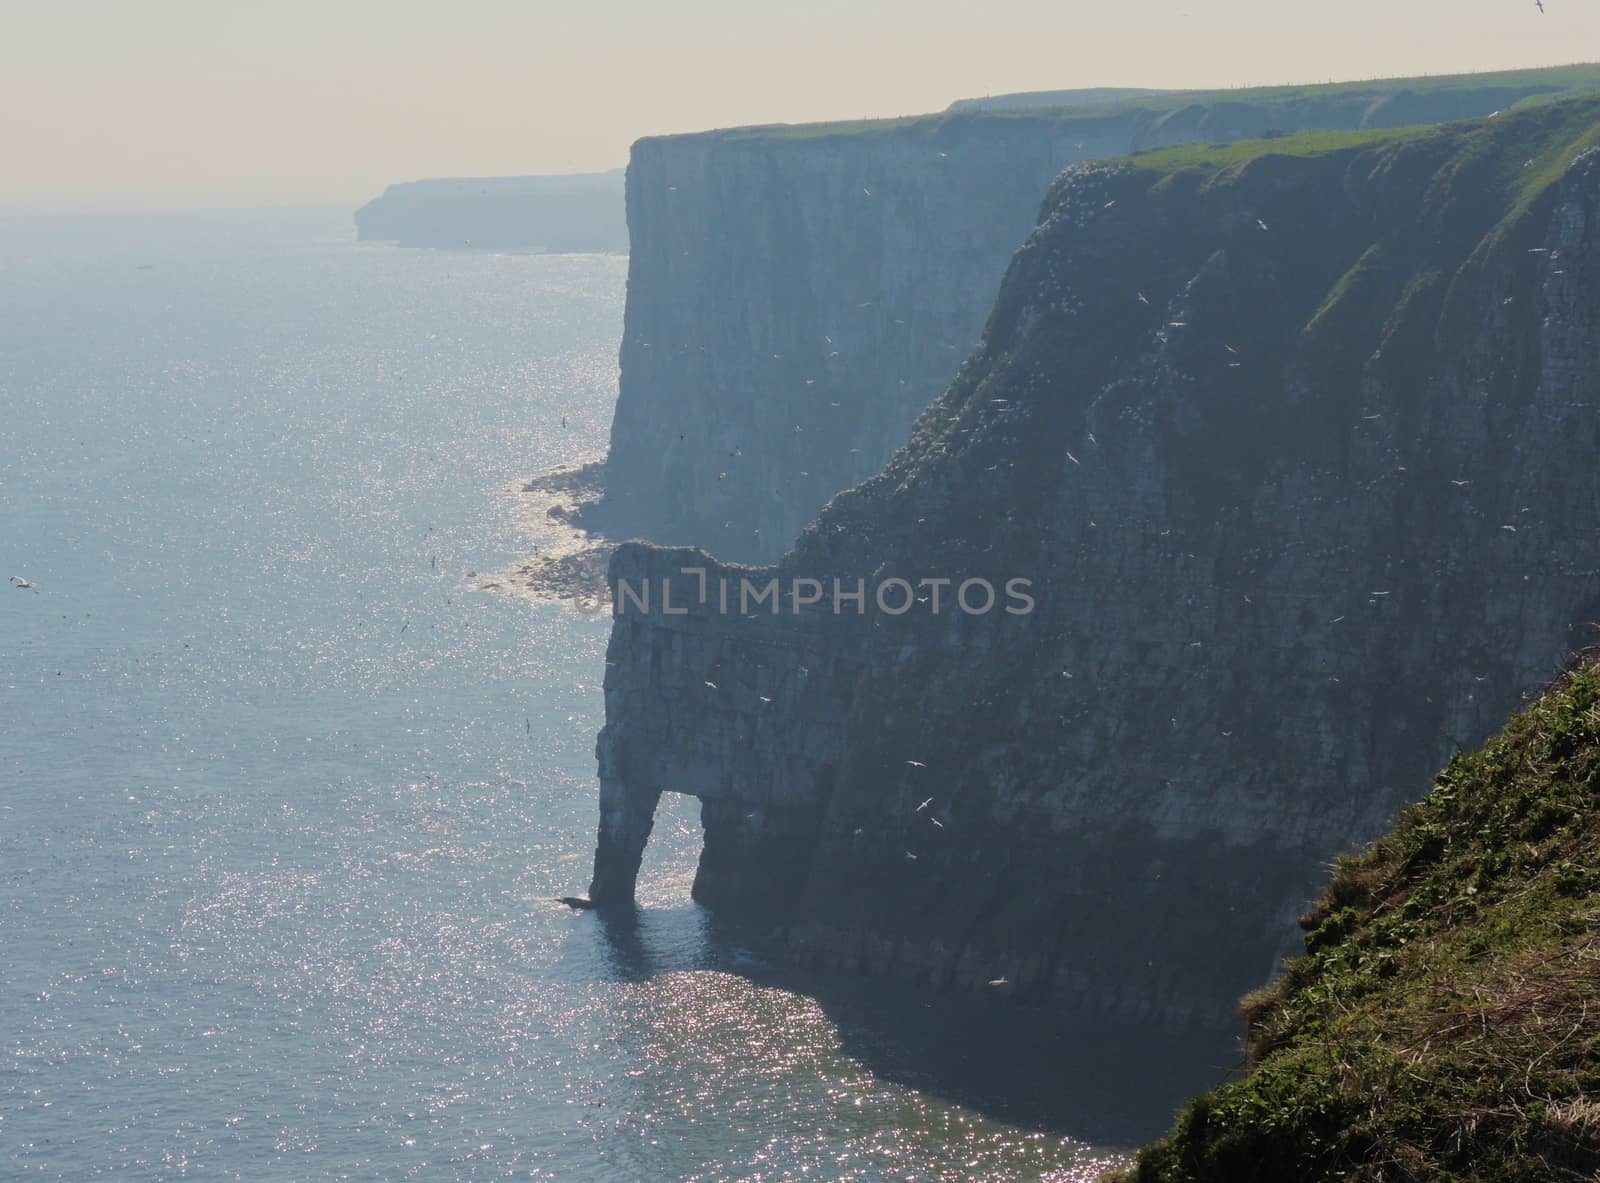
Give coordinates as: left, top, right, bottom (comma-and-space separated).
1117, 656, 1600, 1182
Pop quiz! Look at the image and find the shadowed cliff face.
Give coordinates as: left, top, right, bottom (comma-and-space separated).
589, 99, 1600, 1039
593, 69, 1600, 564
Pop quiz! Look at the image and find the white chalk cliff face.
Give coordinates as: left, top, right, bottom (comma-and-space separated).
592, 74, 1600, 564
588, 102, 1600, 1040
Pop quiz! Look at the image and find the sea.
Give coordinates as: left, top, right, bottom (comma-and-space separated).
0, 208, 1171, 1181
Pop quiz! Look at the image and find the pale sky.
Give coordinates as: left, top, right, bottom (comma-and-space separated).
1, 0, 1595, 211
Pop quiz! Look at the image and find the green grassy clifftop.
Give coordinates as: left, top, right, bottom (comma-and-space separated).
677, 62, 1600, 144
1120, 655, 1600, 1182
950, 64, 1600, 117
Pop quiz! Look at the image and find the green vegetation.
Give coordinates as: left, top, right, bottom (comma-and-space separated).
1125, 125, 1425, 175
1116, 656, 1600, 1182
1120, 93, 1600, 358
1131, 61, 1600, 109
707, 114, 928, 142
1124, 90, 1600, 184
1306, 243, 1392, 335
682, 62, 1600, 145
965, 92, 1600, 520
1510, 118, 1600, 212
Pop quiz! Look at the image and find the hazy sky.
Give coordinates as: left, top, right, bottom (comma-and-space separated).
2, 0, 1595, 211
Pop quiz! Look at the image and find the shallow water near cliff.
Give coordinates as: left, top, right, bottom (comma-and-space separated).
0, 209, 1187, 1180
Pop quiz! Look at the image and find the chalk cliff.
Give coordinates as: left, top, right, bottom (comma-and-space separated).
589, 97, 1600, 1039
354, 170, 626, 252
592, 65, 1600, 563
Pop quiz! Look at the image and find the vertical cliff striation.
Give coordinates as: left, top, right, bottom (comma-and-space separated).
591, 66, 1600, 564
590, 98, 1600, 1039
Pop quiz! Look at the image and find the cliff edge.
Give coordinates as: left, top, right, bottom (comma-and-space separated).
593, 65, 1600, 563
1119, 657, 1600, 1181
589, 97, 1600, 1043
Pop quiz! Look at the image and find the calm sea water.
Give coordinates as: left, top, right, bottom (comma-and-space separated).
0, 209, 1160, 1181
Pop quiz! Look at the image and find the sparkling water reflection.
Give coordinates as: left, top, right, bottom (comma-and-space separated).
0, 210, 1131, 1180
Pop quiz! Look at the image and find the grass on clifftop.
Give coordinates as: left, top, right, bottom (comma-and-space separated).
1118, 95, 1600, 354
691, 63, 1600, 145
1124, 125, 1423, 175
1116, 656, 1600, 1182
1123, 89, 1600, 192
1157, 62, 1600, 108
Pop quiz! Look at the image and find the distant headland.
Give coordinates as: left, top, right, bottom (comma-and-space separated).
353, 169, 627, 252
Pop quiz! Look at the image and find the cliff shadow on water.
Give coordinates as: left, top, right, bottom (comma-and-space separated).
580, 899, 1240, 1147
